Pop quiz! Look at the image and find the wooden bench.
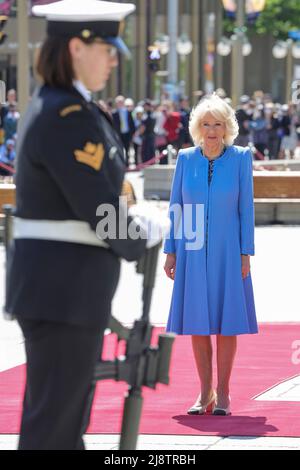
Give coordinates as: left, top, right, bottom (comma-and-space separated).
253, 171, 300, 224
144, 166, 300, 225
0, 184, 16, 212
1, 172, 300, 228
253, 171, 300, 198
0, 184, 16, 239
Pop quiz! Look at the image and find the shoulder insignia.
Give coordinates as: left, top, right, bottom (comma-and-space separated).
60, 104, 82, 117
74, 142, 105, 171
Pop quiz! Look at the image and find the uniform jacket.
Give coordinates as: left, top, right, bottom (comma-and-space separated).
5, 85, 146, 328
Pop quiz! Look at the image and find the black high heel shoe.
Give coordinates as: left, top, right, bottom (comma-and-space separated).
187, 391, 217, 415
212, 396, 231, 416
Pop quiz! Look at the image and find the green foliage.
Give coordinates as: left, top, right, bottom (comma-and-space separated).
223, 0, 300, 40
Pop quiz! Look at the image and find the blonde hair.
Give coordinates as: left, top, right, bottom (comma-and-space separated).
189, 93, 239, 146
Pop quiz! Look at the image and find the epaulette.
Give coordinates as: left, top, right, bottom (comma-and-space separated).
59, 104, 82, 118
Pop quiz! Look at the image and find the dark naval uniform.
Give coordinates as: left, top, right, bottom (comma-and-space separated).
5, 84, 147, 449
6, 84, 146, 327
5, 0, 147, 450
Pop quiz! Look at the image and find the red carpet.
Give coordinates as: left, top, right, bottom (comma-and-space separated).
1, 324, 300, 437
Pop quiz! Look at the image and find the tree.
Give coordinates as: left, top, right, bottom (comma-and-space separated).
223, 0, 300, 40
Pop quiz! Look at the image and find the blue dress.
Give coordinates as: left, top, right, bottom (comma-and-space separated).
164, 145, 258, 336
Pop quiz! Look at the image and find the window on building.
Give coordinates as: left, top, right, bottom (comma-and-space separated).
156, 0, 167, 16
181, 0, 192, 15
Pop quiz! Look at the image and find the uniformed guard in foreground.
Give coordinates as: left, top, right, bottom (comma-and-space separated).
5, 0, 160, 450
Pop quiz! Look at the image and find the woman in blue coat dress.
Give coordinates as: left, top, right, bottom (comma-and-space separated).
164, 94, 258, 416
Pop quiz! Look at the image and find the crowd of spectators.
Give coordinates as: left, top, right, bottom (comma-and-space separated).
99, 94, 193, 168
233, 89, 300, 160
1, 86, 300, 176
0, 89, 19, 176
99, 89, 300, 168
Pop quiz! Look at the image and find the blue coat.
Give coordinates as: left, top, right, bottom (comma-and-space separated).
164, 145, 258, 336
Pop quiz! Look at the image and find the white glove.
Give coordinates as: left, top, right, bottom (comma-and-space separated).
128, 203, 170, 249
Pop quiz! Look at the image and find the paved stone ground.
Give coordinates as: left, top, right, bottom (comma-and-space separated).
0, 171, 299, 450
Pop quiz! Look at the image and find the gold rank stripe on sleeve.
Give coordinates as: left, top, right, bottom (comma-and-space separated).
59, 104, 82, 117
74, 142, 105, 171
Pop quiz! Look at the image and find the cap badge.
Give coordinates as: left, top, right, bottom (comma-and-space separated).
81, 29, 92, 39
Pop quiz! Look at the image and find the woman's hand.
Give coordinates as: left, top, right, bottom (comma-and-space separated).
164, 253, 176, 281
241, 255, 251, 279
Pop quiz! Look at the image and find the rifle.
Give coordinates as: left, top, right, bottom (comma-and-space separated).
95, 241, 175, 450
3, 204, 176, 451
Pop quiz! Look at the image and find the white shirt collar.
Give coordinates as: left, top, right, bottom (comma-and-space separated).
73, 80, 92, 102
